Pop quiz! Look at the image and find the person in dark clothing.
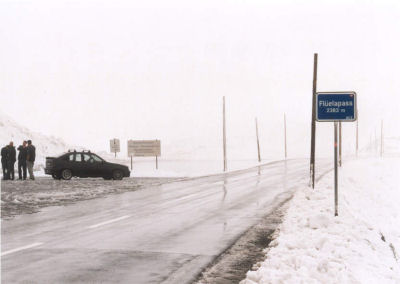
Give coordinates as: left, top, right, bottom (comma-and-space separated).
6, 142, 16, 180
17, 141, 28, 180
26, 140, 36, 180
1, 145, 8, 180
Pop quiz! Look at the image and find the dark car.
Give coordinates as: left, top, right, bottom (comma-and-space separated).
45, 150, 130, 180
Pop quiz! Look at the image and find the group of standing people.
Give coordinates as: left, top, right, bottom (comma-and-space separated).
1, 140, 36, 180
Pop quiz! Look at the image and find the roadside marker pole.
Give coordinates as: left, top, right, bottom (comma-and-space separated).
356, 110, 359, 156
310, 53, 318, 189
255, 117, 261, 162
284, 113, 287, 159
223, 96, 227, 171
156, 155, 158, 170
381, 120, 384, 157
130, 156, 133, 170
334, 122, 339, 216
339, 122, 342, 167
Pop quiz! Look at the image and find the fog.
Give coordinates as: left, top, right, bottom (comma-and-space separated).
1, 0, 399, 159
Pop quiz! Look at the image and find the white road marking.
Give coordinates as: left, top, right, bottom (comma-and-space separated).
1, 242, 44, 256
88, 215, 131, 229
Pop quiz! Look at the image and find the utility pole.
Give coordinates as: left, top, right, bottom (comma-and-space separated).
356, 110, 359, 156
310, 53, 318, 188
223, 96, 227, 171
339, 122, 342, 167
381, 120, 384, 157
255, 117, 261, 162
284, 113, 287, 159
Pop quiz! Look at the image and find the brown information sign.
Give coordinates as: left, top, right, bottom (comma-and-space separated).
127, 140, 161, 157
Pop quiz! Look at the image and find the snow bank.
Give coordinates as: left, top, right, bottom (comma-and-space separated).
241, 157, 400, 284
105, 159, 265, 178
0, 111, 70, 171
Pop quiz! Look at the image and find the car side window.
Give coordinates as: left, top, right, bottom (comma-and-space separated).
68, 154, 74, 161
91, 154, 102, 163
83, 154, 94, 163
75, 153, 82, 162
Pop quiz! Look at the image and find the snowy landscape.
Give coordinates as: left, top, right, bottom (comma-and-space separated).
242, 152, 400, 283
2, 112, 399, 283
0, 110, 266, 177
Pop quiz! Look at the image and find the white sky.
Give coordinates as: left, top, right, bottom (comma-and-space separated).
0, 0, 399, 159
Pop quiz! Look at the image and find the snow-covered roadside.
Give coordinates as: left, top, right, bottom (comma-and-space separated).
241, 157, 400, 284
26, 159, 266, 179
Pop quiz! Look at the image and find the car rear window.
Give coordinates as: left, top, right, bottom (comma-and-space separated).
92, 155, 102, 162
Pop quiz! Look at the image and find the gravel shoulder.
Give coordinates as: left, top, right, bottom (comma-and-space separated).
1, 177, 177, 219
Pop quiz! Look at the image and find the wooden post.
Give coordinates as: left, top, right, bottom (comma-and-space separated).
284, 113, 287, 159
381, 120, 384, 157
223, 96, 227, 171
255, 117, 261, 162
370, 133, 372, 152
339, 121, 342, 167
356, 110, 359, 156
156, 155, 158, 169
130, 156, 133, 170
310, 53, 318, 188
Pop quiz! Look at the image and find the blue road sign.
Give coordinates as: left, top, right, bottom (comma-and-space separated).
316, 92, 357, 121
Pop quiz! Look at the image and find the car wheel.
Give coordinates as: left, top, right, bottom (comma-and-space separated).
112, 170, 123, 180
52, 173, 61, 180
61, 169, 72, 180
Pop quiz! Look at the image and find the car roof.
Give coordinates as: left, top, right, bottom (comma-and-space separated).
66, 150, 93, 154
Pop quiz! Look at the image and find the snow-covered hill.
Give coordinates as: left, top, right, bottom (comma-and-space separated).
0, 111, 70, 170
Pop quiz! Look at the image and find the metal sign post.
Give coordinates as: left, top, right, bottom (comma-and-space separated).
339, 122, 342, 167
316, 92, 357, 216
334, 121, 339, 216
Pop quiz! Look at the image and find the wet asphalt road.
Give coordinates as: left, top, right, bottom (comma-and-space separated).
1, 159, 331, 284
